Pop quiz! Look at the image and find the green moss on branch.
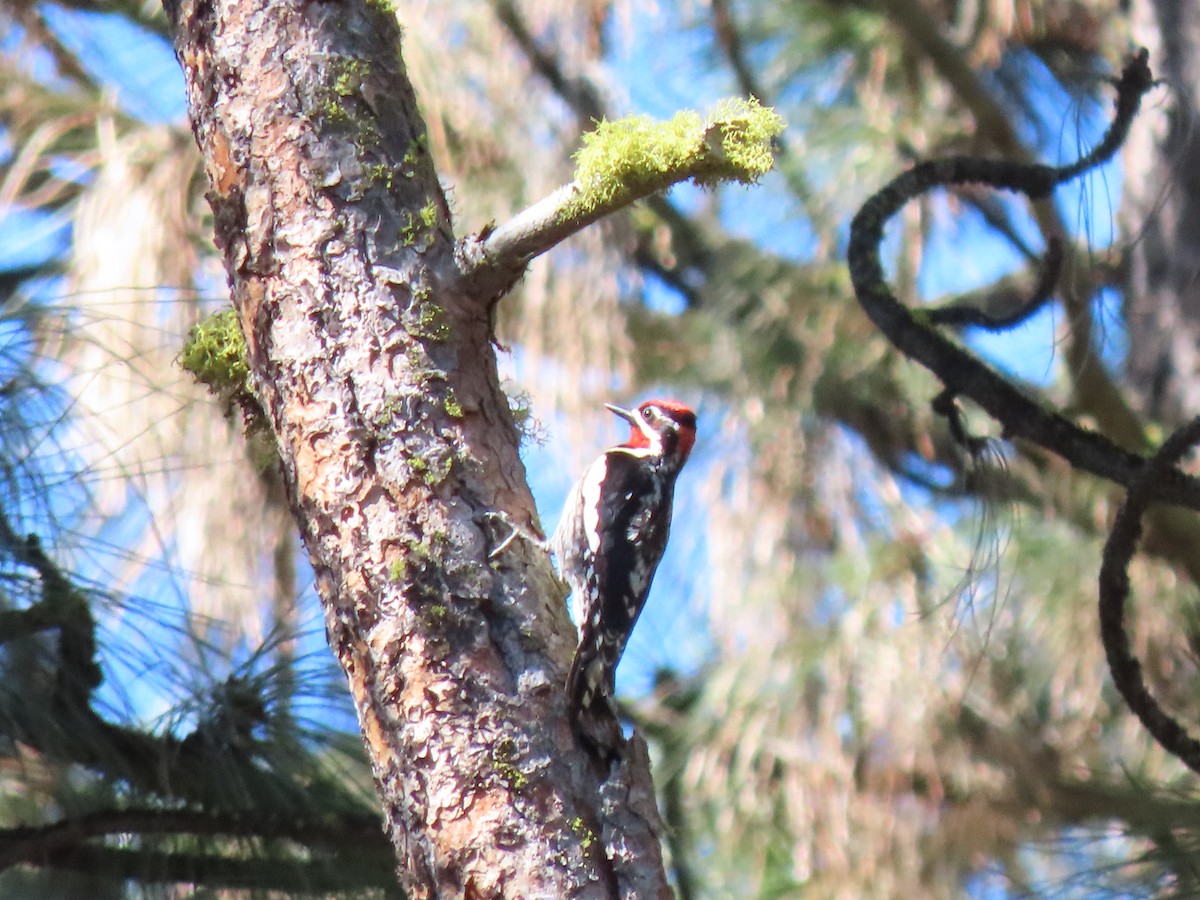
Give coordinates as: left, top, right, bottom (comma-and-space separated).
567, 97, 784, 217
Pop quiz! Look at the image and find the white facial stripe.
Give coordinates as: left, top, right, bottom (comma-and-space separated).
635, 413, 664, 454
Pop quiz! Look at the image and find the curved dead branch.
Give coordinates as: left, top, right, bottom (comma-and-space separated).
848, 48, 1200, 773
925, 238, 1063, 331
846, 51, 1200, 507
1098, 417, 1200, 775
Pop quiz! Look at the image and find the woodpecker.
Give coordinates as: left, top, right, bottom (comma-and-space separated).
550, 398, 697, 758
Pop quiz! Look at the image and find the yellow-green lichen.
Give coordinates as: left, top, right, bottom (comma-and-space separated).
390, 527, 449, 582
418, 199, 438, 228
405, 343, 432, 375
364, 162, 396, 190
492, 738, 529, 790
365, 0, 395, 15
410, 447, 453, 485
389, 557, 408, 582
330, 57, 371, 98
415, 303, 450, 341
373, 395, 406, 431
401, 203, 438, 250
418, 602, 450, 632
178, 308, 257, 421
402, 136, 426, 169
317, 57, 380, 146
567, 97, 784, 217
568, 816, 596, 851
400, 211, 419, 244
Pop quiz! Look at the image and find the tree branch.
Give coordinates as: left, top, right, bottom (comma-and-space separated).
1098, 416, 1200, 775
847, 52, 1200, 505
13, 843, 398, 895
880, 0, 1147, 454
455, 100, 784, 300
486, 0, 781, 310
710, 0, 767, 106
0, 509, 362, 820
0, 807, 389, 872
925, 238, 1062, 330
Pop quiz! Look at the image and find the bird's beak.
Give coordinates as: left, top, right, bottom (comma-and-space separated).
604, 403, 638, 425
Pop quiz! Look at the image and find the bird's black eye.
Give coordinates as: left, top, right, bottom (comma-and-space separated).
642, 405, 658, 420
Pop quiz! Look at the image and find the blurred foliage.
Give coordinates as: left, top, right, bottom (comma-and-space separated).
2, 0, 1200, 897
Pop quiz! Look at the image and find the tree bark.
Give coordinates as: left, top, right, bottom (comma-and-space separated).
164, 0, 671, 896
1124, 0, 1200, 425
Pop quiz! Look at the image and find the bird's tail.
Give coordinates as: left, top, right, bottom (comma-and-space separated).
566, 644, 623, 763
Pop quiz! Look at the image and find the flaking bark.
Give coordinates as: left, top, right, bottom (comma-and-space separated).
164, 0, 672, 896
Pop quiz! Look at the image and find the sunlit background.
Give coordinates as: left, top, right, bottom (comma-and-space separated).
1, 1, 1196, 896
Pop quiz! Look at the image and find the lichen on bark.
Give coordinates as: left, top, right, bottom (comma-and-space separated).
166, 0, 678, 896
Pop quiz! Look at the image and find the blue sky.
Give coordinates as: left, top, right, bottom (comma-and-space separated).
38, 6, 186, 123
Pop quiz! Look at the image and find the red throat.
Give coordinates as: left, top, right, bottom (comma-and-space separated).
625, 427, 652, 449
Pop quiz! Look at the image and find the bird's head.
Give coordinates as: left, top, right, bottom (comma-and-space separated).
606, 399, 697, 467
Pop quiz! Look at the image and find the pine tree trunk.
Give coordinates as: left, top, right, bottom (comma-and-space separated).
163, 0, 671, 895
1124, 0, 1200, 423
